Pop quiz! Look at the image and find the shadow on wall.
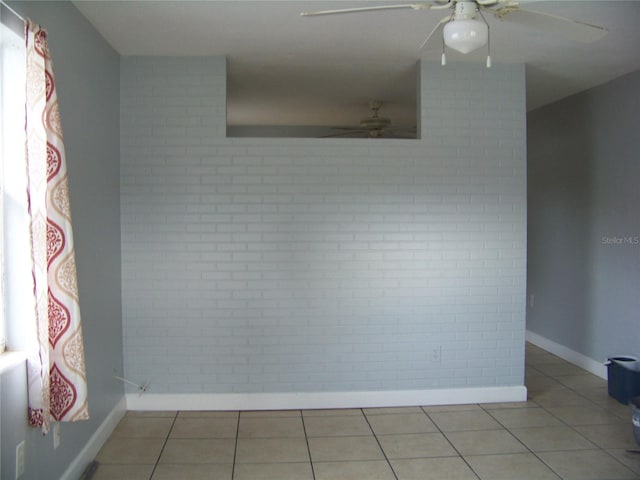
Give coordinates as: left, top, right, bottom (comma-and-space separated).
527, 97, 596, 353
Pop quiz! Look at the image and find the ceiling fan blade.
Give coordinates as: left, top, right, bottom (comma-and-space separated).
419, 15, 451, 49
301, 3, 430, 17
322, 129, 369, 138
386, 129, 417, 138
493, 7, 607, 43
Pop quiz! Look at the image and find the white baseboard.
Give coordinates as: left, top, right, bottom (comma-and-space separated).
526, 330, 607, 379
126, 386, 527, 411
60, 395, 126, 480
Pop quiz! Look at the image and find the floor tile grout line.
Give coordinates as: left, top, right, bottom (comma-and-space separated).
530, 357, 640, 477
523, 360, 607, 480
147, 410, 179, 480
525, 360, 639, 477
300, 410, 317, 480
420, 405, 482, 480
230, 410, 241, 480
480, 402, 570, 480
99, 343, 639, 479
361, 407, 400, 480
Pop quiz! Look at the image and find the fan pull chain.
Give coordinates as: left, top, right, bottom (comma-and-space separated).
478, 8, 492, 68
441, 37, 447, 66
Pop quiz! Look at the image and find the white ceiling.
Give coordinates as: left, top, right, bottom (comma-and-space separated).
73, 1, 640, 128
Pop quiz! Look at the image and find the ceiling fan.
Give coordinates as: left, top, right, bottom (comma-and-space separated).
302, 1, 607, 66
324, 101, 416, 139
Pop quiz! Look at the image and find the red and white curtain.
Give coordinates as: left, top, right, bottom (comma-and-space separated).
24, 20, 88, 434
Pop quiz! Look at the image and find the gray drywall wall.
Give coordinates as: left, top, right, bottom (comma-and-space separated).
527, 69, 640, 362
1, 2, 122, 479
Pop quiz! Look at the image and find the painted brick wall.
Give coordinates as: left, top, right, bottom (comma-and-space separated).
121, 57, 526, 395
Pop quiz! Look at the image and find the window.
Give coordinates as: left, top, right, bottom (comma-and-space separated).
1, 7, 28, 354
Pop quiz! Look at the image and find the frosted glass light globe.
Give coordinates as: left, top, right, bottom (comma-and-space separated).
443, 19, 488, 54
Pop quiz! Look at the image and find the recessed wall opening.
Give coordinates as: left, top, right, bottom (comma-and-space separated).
226, 63, 419, 140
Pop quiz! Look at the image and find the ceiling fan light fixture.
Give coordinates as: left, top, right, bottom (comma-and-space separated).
360, 100, 391, 130
443, 18, 488, 54
360, 116, 391, 129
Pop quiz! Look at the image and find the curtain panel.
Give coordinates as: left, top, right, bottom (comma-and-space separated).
24, 20, 88, 434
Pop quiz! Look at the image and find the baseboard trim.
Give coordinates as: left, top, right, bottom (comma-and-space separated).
60, 395, 126, 480
126, 386, 527, 411
526, 330, 607, 379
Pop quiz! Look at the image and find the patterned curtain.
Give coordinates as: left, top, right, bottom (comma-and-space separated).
24, 20, 88, 434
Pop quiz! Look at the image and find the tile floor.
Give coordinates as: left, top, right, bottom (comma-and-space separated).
93, 343, 640, 479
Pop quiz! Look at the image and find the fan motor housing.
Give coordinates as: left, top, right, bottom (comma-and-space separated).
360, 116, 391, 129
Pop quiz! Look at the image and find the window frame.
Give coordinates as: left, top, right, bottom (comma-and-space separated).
1, 7, 29, 356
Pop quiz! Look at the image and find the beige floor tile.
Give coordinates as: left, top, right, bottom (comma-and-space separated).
545, 405, 623, 426
158, 438, 235, 464
481, 401, 539, 410
525, 343, 548, 355
524, 356, 557, 367
510, 426, 595, 452
178, 410, 238, 419
526, 365, 547, 378
525, 377, 564, 394
525, 354, 565, 367
126, 411, 177, 418
572, 385, 610, 401
92, 464, 154, 480
96, 344, 640, 480
528, 387, 595, 408
422, 404, 482, 413
429, 410, 502, 432
607, 449, 640, 475
391, 457, 479, 480
363, 406, 424, 415
525, 343, 554, 352
112, 416, 175, 438
151, 463, 232, 480
538, 449, 638, 480
233, 462, 314, 480
487, 407, 564, 428
533, 362, 592, 377
366, 413, 438, 435
96, 437, 165, 464
464, 453, 561, 480
304, 415, 373, 437
555, 374, 607, 390
574, 388, 631, 417
238, 415, 305, 438
302, 409, 363, 417
308, 435, 384, 462
377, 432, 458, 459
235, 437, 310, 463
170, 417, 238, 438
524, 376, 547, 388
525, 348, 563, 363
314, 460, 396, 480
240, 409, 301, 418
573, 422, 640, 450
445, 430, 528, 456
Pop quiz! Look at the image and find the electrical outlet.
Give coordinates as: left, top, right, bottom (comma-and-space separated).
53, 422, 61, 449
15, 441, 25, 479
529, 293, 535, 308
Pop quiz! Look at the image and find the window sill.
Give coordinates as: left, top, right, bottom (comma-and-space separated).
0, 350, 27, 375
